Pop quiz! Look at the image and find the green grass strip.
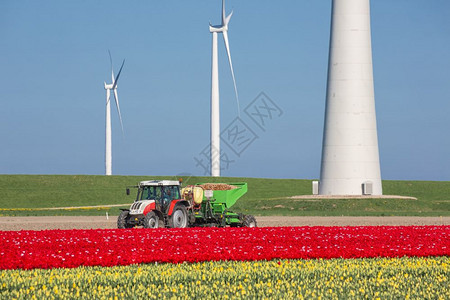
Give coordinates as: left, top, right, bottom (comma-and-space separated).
1, 175, 449, 216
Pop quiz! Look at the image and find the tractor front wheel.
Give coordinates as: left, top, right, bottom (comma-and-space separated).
117, 210, 132, 229
143, 211, 160, 228
169, 205, 188, 228
242, 215, 257, 227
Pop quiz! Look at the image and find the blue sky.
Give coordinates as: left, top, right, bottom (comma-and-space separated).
1, 0, 449, 181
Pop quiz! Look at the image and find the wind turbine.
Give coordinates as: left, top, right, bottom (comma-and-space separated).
209, 0, 240, 177
104, 51, 125, 176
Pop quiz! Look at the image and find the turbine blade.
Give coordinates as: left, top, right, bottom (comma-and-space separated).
108, 50, 113, 67
113, 89, 124, 134
225, 11, 233, 25
112, 59, 125, 90
222, 31, 240, 116
222, 0, 226, 25
108, 50, 114, 83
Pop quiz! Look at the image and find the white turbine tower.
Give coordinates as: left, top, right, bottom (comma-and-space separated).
319, 0, 382, 195
209, 0, 240, 177
104, 51, 125, 176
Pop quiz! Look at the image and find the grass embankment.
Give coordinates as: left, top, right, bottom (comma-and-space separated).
0, 175, 449, 216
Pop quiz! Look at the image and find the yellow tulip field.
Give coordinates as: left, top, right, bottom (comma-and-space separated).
1, 257, 449, 299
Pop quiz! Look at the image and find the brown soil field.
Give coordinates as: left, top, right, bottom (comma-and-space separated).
0, 216, 449, 231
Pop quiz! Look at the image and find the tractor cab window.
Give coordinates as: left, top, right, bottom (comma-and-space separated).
170, 186, 180, 199
162, 186, 173, 201
139, 186, 163, 201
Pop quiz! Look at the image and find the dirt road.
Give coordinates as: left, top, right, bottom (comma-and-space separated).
0, 216, 449, 231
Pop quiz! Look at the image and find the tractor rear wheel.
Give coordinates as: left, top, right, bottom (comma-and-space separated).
117, 210, 132, 229
169, 205, 188, 228
242, 215, 257, 227
143, 211, 160, 228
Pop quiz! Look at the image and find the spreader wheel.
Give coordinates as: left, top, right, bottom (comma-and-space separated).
242, 215, 257, 227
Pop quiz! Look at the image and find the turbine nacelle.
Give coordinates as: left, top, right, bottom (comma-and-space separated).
209, 24, 226, 33
209, 15, 232, 33
104, 82, 115, 90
